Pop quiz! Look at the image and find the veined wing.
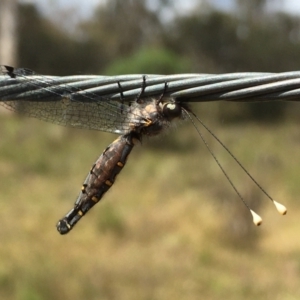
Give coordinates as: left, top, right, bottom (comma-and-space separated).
0, 66, 144, 134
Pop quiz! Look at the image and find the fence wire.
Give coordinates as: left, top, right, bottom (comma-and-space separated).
1, 66, 300, 102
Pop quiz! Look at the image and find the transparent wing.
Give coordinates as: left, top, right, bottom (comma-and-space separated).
2, 98, 132, 134
0, 66, 138, 134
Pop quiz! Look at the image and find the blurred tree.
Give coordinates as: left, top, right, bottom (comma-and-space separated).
235, 0, 267, 21
105, 47, 191, 74
166, 11, 239, 73
0, 0, 18, 65
18, 3, 102, 75
81, 0, 167, 70
169, 9, 300, 73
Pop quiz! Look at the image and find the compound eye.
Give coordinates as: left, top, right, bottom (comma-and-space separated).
162, 103, 182, 120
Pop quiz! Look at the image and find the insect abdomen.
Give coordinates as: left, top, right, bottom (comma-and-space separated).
56, 133, 138, 234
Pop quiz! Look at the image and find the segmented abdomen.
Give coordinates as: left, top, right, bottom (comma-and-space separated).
56, 132, 138, 234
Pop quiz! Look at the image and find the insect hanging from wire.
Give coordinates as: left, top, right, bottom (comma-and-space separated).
0, 65, 287, 234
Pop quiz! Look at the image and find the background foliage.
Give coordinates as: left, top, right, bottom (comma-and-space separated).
1, 0, 300, 299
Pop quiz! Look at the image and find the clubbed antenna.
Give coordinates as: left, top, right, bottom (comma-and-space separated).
273, 201, 287, 215
185, 109, 287, 225
250, 210, 263, 226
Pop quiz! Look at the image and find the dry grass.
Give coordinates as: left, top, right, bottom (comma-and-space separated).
0, 109, 299, 300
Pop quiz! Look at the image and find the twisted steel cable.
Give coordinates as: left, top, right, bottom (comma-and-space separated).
1, 66, 300, 102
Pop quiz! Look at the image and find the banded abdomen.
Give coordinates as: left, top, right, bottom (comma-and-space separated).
56, 132, 139, 234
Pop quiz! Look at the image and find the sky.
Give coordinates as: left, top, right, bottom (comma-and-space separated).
19, 0, 300, 22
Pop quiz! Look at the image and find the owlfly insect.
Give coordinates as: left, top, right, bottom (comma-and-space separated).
0, 65, 287, 234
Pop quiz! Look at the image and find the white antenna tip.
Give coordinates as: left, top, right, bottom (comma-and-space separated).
250, 209, 262, 226
273, 200, 287, 215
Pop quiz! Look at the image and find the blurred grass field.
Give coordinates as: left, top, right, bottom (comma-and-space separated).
0, 102, 300, 300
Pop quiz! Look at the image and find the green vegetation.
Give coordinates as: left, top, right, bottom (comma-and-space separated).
105, 47, 191, 75
0, 110, 299, 300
